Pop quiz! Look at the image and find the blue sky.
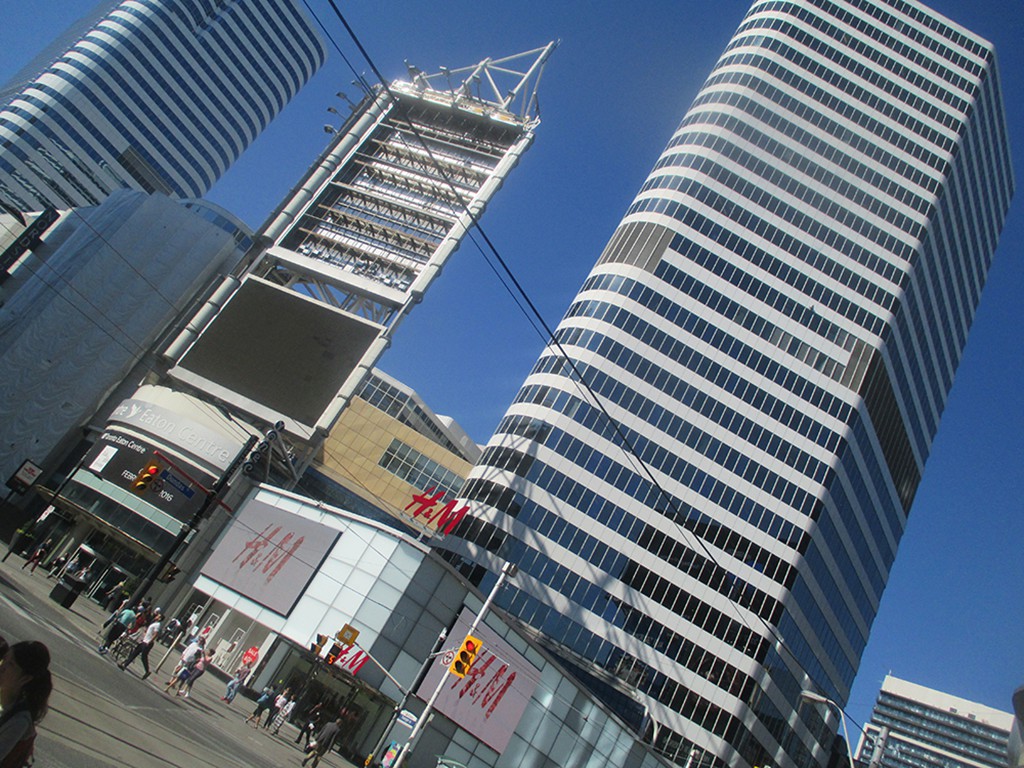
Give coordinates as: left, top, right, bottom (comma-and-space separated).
2, 0, 1021, 739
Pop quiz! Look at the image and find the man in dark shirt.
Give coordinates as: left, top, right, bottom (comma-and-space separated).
301, 716, 344, 767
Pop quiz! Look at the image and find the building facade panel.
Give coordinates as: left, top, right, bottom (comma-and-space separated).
0, 0, 326, 211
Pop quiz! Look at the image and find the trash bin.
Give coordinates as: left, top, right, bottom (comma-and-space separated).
49, 576, 84, 609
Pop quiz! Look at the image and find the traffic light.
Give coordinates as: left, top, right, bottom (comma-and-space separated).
325, 642, 342, 665
157, 562, 180, 583
310, 633, 329, 655
131, 462, 162, 494
449, 634, 482, 678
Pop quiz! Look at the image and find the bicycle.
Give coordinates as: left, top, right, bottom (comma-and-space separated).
108, 631, 140, 665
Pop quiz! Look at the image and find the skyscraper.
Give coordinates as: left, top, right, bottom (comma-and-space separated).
0, 0, 326, 212
440, 2, 1014, 768
853, 675, 1013, 768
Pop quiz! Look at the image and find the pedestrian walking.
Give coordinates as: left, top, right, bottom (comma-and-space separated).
118, 608, 162, 679
102, 581, 126, 612
301, 716, 344, 768
294, 701, 323, 748
175, 650, 212, 698
0, 640, 52, 768
264, 687, 291, 729
244, 686, 276, 727
271, 694, 295, 734
222, 661, 251, 704
165, 636, 205, 685
20, 539, 51, 573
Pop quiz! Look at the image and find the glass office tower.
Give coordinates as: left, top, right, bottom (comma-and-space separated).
440, 2, 1014, 768
0, 0, 326, 211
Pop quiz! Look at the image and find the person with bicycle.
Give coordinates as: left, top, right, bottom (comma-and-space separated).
118, 608, 162, 679
97, 602, 136, 655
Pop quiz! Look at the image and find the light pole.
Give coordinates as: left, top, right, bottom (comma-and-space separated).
800, 690, 856, 768
392, 561, 517, 768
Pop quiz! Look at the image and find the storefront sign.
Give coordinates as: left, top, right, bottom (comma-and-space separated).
109, 398, 239, 471
404, 488, 469, 535
81, 431, 213, 522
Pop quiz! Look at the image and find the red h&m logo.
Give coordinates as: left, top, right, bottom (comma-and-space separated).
447, 651, 516, 720
404, 488, 468, 535
231, 524, 304, 583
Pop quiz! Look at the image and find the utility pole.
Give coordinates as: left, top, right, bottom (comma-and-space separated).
126, 435, 257, 609
393, 561, 517, 768
365, 628, 447, 767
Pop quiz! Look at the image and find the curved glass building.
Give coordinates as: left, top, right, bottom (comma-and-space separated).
0, 0, 326, 211
440, 2, 1014, 768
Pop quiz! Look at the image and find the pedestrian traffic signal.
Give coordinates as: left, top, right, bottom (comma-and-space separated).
310, 633, 329, 655
449, 634, 482, 678
325, 642, 342, 665
131, 462, 162, 494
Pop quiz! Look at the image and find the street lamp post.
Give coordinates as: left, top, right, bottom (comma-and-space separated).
392, 561, 517, 768
800, 690, 856, 768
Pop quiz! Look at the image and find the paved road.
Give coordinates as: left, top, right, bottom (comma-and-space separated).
0, 556, 359, 768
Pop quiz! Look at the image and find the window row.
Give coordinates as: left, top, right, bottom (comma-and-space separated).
747, 1, 977, 93
731, 14, 969, 113
723, 29, 965, 135
669, 104, 932, 221
662, 235, 856, 362
682, 85, 938, 205
694, 68, 944, 194
561, 284, 853, 425
653, 131, 923, 252
494, 403, 807, 555
562, 299, 835, 483
377, 439, 465, 499
629, 187, 897, 316
498, 580, 755, 752
634, 193, 888, 338
835, 0, 988, 62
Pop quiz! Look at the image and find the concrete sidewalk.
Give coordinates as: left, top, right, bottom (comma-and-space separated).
0, 553, 361, 768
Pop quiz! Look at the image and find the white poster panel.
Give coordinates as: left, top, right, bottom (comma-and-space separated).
200, 498, 339, 616
417, 608, 541, 753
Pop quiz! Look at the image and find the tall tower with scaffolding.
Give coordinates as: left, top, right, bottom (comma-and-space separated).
162, 45, 556, 482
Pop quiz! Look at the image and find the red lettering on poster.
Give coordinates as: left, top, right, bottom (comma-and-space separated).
231, 523, 305, 583
447, 652, 516, 719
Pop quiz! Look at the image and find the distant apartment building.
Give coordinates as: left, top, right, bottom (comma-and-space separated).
0, 0, 326, 211
854, 675, 1013, 768
303, 369, 482, 538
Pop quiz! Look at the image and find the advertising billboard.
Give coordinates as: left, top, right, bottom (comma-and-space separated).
417, 608, 541, 753
200, 498, 340, 616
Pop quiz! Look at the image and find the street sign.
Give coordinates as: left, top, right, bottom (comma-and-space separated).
160, 470, 196, 498
337, 623, 359, 645
397, 710, 417, 728
6, 460, 42, 495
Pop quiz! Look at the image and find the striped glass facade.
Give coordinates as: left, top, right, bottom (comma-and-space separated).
440, 2, 1014, 768
0, 0, 326, 212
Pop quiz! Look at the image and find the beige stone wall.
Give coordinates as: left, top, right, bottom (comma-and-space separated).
315, 397, 474, 533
